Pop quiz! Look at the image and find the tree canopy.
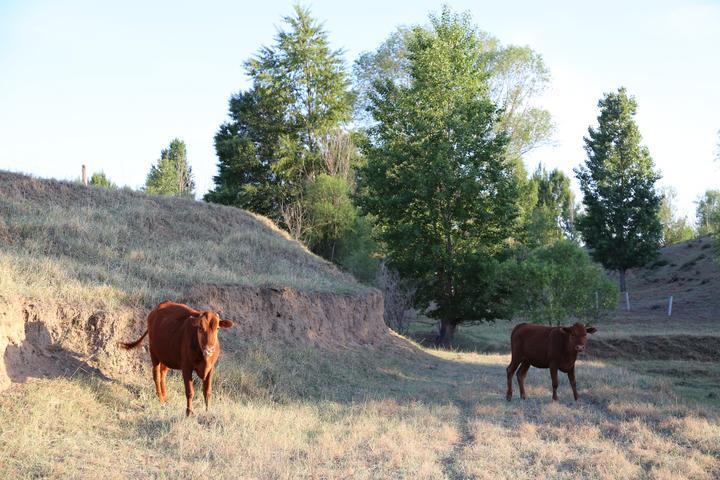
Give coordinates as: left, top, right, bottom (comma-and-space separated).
358, 7, 519, 346
575, 88, 662, 292
205, 5, 353, 222
145, 139, 195, 197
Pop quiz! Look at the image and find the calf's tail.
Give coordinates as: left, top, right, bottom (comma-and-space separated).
120, 330, 148, 350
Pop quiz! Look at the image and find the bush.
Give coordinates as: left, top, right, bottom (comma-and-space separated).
508, 240, 617, 326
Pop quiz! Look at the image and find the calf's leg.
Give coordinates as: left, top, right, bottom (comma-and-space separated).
517, 361, 531, 400
182, 368, 195, 416
151, 357, 163, 403
159, 364, 169, 403
202, 368, 214, 411
506, 357, 521, 401
568, 367, 578, 402
550, 364, 559, 401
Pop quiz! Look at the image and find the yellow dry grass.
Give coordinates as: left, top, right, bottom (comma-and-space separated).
0, 171, 363, 313
1, 344, 717, 479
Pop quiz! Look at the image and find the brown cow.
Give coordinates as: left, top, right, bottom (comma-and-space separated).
121, 301, 234, 416
506, 322, 597, 402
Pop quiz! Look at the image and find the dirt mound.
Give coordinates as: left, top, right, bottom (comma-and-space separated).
1, 285, 388, 389
588, 335, 720, 361
0, 171, 389, 389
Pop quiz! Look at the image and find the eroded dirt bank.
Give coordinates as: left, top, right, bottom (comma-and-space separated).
0, 285, 386, 389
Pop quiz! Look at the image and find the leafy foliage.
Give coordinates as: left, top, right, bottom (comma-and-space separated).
507, 241, 617, 326
89, 171, 116, 189
521, 165, 576, 247
575, 88, 662, 291
205, 6, 352, 222
359, 7, 519, 344
659, 187, 695, 246
696, 189, 720, 236
305, 174, 357, 261
144, 139, 195, 197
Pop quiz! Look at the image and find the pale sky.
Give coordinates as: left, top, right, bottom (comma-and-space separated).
1, 0, 718, 221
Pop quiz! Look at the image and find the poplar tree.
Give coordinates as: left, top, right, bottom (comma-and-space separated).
575, 88, 662, 292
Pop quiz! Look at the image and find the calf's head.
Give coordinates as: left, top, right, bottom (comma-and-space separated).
191, 311, 234, 358
562, 323, 597, 354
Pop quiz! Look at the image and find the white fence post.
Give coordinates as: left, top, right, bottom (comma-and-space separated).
625, 291, 630, 311
81, 164, 88, 186
668, 296, 673, 317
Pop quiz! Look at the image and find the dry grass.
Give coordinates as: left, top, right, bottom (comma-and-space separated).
0, 171, 363, 312
1, 343, 717, 479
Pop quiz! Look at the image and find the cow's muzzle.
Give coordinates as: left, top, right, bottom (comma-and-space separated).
575, 345, 585, 353
203, 346, 215, 357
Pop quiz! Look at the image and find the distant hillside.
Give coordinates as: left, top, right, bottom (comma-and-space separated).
611, 235, 719, 327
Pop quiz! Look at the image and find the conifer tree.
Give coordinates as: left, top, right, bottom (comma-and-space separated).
145, 139, 195, 197
575, 88, 662, 292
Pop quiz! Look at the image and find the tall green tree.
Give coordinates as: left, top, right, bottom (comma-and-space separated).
522, 165, 576, 247
575, 88, 662, 292
354, 23, 552, 244
359, 8, 519, 346
696, 189, 720, 236
659, 186, 695, 246
145, 139, 195, 197
205, 6, 352, 224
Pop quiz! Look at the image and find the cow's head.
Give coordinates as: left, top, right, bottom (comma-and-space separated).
562, 322, 597, 354
191, 311, 234, 358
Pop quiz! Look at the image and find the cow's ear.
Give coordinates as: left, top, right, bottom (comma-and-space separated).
586, 326, 597, 334
219, 319, 234, 328
562, 327, 573, 335
190, 315, 201, 327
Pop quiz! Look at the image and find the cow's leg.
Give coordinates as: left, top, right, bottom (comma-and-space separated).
159, 364, 170, 403
506, 357, 521, 401
202, 368, 214, 411
517, 361, 531, 400
568, 367, 578, 402
550, 364, 559, 401
151, 356, 163, 403
182, 368, 195, 416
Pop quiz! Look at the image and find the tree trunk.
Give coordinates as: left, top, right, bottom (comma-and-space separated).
619, 269, 627, 293
435, 318, 457, 348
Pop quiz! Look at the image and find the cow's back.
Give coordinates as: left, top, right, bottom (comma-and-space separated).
511, 323, 556, 368
147, 301, 199, 369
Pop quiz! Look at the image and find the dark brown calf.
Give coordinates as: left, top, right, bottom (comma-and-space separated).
506, 322, 597, 402
121, 301, 234, 416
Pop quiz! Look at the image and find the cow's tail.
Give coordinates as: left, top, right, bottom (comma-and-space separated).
120, 330, 148, 350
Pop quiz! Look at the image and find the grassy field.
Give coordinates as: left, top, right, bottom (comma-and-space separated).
1, 341, 718, 479
1, 172, 718, 478
0, 171, 362, 313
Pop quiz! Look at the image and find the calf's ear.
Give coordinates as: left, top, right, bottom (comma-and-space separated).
586, 326, 597, 334
562, 327, 573, 334
219, 319, 234, 328
190, 315, 201, 327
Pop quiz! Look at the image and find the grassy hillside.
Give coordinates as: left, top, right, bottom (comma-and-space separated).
0, 171, 363, 312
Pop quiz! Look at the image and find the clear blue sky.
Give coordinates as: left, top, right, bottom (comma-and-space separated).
1, 0, 718, 220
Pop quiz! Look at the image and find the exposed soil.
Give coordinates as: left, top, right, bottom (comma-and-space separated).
0, 285, 388, 389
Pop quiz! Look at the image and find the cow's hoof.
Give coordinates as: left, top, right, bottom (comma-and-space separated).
186, 409, 193, 417
506, 394, 512, 402
521, 394, 527, 400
